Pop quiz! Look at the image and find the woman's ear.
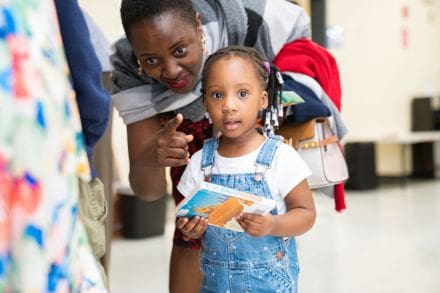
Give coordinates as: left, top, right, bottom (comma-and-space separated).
196, 12, 203, 33
260, 91, 269, 110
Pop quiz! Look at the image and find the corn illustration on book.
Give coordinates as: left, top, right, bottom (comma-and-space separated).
176, 181, 276, 232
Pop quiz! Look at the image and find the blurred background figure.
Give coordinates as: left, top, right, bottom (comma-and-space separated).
54, 0, 112, 285
0, 0, 106, 291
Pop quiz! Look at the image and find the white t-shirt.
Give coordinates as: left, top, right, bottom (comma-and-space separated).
177, 140, 311, 214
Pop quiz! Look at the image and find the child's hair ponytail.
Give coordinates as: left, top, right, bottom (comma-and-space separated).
201, 45, 284, 136
262, 62, 284, 137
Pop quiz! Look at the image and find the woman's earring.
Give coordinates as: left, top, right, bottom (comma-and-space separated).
201, 35, 207, 53
137, 59, 143, 75
204, 111, 212, 124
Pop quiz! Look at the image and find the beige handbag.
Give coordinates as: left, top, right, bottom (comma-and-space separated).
276, 117, 349, 189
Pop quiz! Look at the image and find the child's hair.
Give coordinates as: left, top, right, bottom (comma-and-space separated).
120, 0, 197, 40
201, 45, 284, 136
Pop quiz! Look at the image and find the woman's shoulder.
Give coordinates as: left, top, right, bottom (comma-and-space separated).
111, 37, 135, 65
110, 38, 138, 80
110, 37, 155, 95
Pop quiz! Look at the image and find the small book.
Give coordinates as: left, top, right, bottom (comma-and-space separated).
176, 181, 276, 232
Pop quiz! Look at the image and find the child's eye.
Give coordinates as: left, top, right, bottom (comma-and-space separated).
175, 47, 187, 57
238, 90, 248, 98
211, 92, 223, 100
145, 58, 158, 65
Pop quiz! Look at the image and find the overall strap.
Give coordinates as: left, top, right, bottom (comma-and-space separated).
201, 137, 218, 169
255, 135, 284, 167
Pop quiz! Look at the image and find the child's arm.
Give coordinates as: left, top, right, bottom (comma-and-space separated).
176, 216, 208, 240
175, 148, 208, 240
237, 179, 315, 238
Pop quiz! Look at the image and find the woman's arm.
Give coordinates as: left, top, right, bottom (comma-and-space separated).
237, 179, 315, 237
127, 114, 193, 201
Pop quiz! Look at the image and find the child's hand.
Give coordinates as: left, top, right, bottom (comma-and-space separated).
176, 216, 208, 240
236, 213, 276, 237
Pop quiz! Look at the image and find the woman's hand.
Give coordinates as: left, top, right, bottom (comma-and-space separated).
236, 213, 276, 238
176, 216, 208, 240
154, 113, 194, 167
126, 113, 193, 199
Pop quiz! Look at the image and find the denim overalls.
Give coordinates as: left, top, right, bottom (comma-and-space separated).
200, 136, 299, 293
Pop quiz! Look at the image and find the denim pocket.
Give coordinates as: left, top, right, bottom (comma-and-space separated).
200, 262, 223, 293
249, 263, 294, 292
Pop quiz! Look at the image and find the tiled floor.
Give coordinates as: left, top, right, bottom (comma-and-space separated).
109, 180, 440, 293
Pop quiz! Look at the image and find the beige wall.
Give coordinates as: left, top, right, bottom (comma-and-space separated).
328, 0, 440, 138
80, 0, 440, 177
327, 0, 440, 175
79, 0, 124, 42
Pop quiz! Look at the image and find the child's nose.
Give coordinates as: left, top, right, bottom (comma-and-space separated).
222, 95, 238, 113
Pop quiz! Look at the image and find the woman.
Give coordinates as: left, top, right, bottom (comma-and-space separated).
111, 0, 310, 291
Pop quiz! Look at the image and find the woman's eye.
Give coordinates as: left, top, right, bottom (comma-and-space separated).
238, 90, 248, 98
175, 47, 187, 57
145, 58, 158, 65
212, 92, 223, 100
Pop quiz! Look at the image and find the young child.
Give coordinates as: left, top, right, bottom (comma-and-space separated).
176, 45, 316, 293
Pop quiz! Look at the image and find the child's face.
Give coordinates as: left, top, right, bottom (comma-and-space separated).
129, 12, 204, 94
204, 56, 268, 140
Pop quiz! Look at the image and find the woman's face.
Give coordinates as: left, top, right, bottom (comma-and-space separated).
129, 12, 204, 94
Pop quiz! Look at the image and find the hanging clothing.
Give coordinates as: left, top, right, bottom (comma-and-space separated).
283, 72, 348, 140
0, 0, 106, 291
273, 38, 342, 109
54, 0, 111, 168
281, 74, 332, 124
273, 38, 347, 212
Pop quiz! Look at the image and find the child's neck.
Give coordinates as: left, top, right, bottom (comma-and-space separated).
217, 131, 265, 158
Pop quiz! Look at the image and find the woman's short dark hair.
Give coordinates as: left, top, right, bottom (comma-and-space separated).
120, 0, 197, 38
